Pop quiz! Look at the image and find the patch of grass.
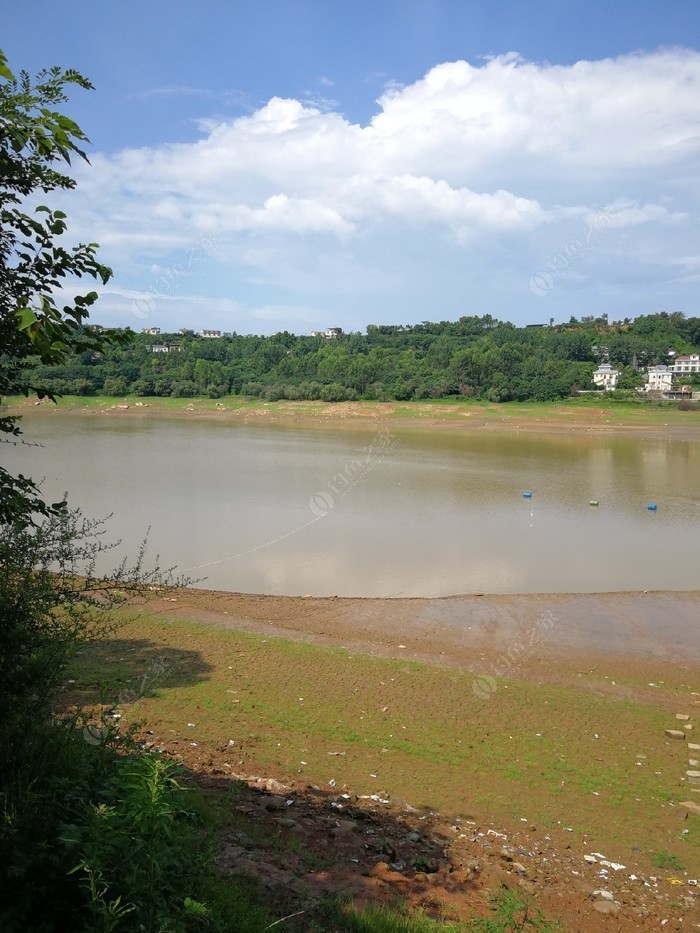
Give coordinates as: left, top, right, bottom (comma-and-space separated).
470, 889, 561, 932
652, 851, 685, 871
312, 898, 461, 931
312, 889, 559, 932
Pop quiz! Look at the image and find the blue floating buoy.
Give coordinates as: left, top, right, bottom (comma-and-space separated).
522, 491, 532, 498
647, 503, 657, 511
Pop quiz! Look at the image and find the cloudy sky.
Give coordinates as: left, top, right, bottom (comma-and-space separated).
3, 1, 700, 335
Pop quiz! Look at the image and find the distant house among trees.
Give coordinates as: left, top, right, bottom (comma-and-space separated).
311, 327, 343, 338
592, 363, 620, 390
145, 344, 182, 353
141, 326, 161, 335
199, 329, 222, 338
671, 353, 700, 376
644, 365, 674, 392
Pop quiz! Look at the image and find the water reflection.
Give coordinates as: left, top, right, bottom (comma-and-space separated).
4, 415, 700, 596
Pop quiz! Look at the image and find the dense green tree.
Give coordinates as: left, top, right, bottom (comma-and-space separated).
0, 49, 126, 524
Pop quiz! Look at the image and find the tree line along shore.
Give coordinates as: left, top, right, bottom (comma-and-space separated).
23, 311, 700, 405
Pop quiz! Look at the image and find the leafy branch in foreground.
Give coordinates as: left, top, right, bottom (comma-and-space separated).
0, 501, 191, 931
0, 47, 129, 525
0, 505, 178, 729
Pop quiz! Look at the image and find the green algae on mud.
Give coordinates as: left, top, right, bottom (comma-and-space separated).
67, 614, 700, 876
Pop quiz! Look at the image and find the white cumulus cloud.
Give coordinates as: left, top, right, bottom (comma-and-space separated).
59, 48, 700, 332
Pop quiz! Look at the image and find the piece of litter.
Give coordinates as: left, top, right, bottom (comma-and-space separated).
187, 723, 195, 727
328, 779, 336, 787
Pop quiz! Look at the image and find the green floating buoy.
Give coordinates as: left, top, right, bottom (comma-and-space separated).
589, 500, 599, 507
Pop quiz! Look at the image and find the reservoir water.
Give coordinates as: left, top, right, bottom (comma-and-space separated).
5, 415, 699, 597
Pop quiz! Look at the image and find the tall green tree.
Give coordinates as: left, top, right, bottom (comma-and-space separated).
0, 48, 125, 525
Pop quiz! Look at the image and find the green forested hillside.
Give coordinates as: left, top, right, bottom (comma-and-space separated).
26, 312, 700, 403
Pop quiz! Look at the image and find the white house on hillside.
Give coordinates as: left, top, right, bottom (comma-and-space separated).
592, 363, 620, 390
644, 365, 674, 392
671, 353, 700, 377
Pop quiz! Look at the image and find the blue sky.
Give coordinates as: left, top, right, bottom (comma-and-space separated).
3, 1, 700, 334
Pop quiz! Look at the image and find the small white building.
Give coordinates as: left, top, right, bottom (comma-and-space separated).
199, 329, 222, 338
592, 363, 620, 391
141, 327, 161, 335
145, 344, 182, 354
645, 365, 674, 392
671, 353, 700, 377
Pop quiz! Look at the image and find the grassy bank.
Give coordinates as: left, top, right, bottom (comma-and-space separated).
5, 393, 700, 433
67, 614, 699, 876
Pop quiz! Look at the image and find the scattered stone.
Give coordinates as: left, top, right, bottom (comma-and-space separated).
593, 889, 614, 900
278, 818, 298, 829
256, 778, 288, 794
676, 714, 691, 721
406, 831, 421, 843
688, 743, 700, 751
264, 795, 287, 811
680, 800, 700, 816
594, 901, 620, 915
665, 730, 686, 740
687, 770, 700, 779
330, 820, 360, 837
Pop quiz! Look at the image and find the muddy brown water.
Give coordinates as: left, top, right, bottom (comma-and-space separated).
6, 414, 700, 599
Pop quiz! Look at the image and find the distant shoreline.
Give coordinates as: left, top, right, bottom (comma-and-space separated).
4, 394, 700, 440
